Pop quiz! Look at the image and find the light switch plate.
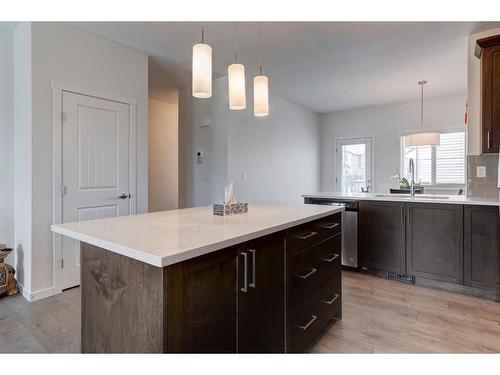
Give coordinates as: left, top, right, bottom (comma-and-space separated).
476, 166, 486, 178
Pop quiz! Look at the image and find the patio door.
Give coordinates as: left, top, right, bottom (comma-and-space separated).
336, 137, 373, 193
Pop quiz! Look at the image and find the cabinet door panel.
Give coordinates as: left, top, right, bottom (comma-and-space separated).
168, 248, 237, 353
465, 205, 500, 290
406, 203, 463, 284
482, 44, 500, 153
238, 234, 285, 353
358, 201, 405, 274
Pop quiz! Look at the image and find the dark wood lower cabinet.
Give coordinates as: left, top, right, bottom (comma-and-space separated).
464, 205, 500, 292
358, 200, 406, 274
80, 213, 342, 353
237, 234, 285, 353
406, 203, 464, 284
168, 248, 238, 353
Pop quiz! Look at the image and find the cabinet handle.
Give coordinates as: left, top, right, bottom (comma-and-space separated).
321, 253, 339, 263
319, 222, 339, 229
297, 315, 317, 331
295, 231, 317, 240
401, 204, 405, 223
240, 252, 248, 293
322, 293, 340, 305
249, 249, 256, 288
297, 268, 317, 280
488, 131, 491, 149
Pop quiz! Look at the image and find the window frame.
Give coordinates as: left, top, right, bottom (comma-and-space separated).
399, 126, 467, 188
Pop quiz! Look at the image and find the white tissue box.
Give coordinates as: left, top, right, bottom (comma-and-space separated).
213, 202, 248, 216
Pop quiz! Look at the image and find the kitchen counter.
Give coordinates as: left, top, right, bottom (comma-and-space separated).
51, 203, 344, 353
51, 203, 343, 267
302, 192, 500, 206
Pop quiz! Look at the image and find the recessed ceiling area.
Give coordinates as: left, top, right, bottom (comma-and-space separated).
73, 21, 500, 113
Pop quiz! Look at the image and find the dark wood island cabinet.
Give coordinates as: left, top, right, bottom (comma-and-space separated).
53, 205, 344, 353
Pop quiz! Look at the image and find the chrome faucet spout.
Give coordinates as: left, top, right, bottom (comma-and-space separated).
409, 158, 416, 196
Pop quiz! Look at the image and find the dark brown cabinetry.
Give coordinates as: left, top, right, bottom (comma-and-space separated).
358, 201, 406, 274
168, 248, 238, 353
464, 205, 500, 292
406, 203, 464, 284
477, 34, 500, 154
238, 234, 285, 353
287, 213, 342, 353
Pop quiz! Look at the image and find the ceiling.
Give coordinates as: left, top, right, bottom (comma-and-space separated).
73, 22, 500, 113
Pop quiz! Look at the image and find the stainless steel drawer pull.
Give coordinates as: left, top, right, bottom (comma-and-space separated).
249, 249, 256, 288
240, 252, 248, 293
321, 253, 339, 263
322, 293, 339, 305
319, 222, 339, 229
297, 315, 317, 331
298, 268, 317, 280
295, 231, 317, 240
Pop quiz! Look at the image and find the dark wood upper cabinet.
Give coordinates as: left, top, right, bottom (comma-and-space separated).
464, 205, 500, 292
358, 200, 406, 274
478, 34, 500, 153
406, 203, 464, 284
237, 234, 285, 353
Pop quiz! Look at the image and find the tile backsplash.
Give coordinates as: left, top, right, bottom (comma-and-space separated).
467, 154, 499, 198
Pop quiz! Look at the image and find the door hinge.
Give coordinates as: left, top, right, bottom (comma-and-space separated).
61, 112, 67, 123
61, 185, 67, 196
61, 259, 64, 269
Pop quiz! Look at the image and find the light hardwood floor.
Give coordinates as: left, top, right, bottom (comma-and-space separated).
1, 271, 500, 353
313, 271, 500, 353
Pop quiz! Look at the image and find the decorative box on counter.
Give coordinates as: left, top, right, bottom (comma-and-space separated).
213, 202, 248, 216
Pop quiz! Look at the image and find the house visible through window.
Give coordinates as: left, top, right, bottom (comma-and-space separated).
400, 130, 466, 186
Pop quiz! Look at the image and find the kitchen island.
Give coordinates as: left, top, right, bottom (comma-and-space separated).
51, 204, 344, 353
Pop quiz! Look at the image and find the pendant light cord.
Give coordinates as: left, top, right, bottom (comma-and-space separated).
201, 23, 205, 44
234, 22, 238, 63
418, 80, 427, 131
259, 22, 263, 75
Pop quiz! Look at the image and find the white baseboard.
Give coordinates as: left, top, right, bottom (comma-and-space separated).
17, 282, 56, 302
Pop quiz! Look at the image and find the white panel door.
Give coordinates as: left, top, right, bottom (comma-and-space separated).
61, 91, 131, 289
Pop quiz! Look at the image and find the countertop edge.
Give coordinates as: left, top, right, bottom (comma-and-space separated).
51, 206, 344, 268
302, 193, 500, 206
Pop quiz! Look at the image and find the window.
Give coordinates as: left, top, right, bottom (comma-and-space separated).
400, 130, 466, 186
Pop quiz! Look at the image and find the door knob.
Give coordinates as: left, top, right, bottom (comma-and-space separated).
118, 193, 129, 199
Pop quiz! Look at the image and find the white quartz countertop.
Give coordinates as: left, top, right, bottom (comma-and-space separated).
51, 203, 343, 267
302, 192, 500, 206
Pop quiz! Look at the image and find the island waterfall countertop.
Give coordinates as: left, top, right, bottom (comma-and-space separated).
302, 192, 500, 206
51, 203, 344, 267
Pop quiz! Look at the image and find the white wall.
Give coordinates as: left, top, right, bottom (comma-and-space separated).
0, 28, 14, 252
148, 98, 179, 211
13, 23, 32, 292
15, 22, 149, 299
179, 76, 320, 207
320, 93, 466, 193
467, 27, 500, 155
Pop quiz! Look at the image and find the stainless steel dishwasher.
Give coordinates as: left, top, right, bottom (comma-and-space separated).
304, 198, 358, 269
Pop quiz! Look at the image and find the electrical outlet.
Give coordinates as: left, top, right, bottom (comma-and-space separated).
476, 166, 486, 178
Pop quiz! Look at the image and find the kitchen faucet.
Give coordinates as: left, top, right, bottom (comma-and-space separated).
409, 158, 416, 196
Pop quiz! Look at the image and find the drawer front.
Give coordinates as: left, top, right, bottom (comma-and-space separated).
287, 213, 341, 257
290, 234, 341, 307
291, 272, 341, 353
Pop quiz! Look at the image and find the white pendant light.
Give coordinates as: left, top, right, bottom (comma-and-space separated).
253, 23, 269, 117
228, 23, 246, 110
405, 81, 440, 147
192, 26, 212, 98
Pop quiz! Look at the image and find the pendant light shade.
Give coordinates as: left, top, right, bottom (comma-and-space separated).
405, 132, 440, 147
405, 81, 440, 147
192, 27, 212, 99
228, 63, 246, 110
253, 75, 269, 117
